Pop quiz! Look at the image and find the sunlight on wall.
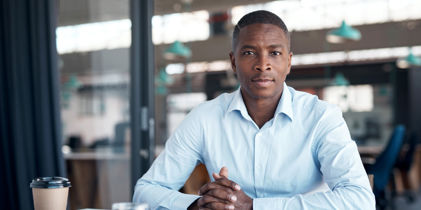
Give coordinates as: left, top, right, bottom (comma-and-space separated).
323, 85, 374, 112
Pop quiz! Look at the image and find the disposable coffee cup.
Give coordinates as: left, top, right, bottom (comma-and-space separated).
30, 177, 71, 210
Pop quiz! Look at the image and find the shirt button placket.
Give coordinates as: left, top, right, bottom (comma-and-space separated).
254, 132, 263, 197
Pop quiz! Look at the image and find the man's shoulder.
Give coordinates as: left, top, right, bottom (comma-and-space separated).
173, 92, 234, 135
289, 86, 339, 116
188, 91, 234, 118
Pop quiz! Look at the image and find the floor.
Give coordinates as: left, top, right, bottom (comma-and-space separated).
385, 189, 421, 210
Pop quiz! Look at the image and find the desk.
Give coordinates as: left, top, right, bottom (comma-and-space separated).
358, 145, 383, 166
358, 145, 383, 157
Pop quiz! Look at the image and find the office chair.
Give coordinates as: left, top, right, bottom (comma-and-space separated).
393, 131, 419, 202
364, 125, 406, 210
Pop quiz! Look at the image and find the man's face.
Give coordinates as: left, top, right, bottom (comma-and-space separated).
230, 23, 292, 101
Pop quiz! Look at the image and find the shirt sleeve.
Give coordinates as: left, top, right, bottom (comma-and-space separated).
132, 109, 204, 209
254, 106, 376, 210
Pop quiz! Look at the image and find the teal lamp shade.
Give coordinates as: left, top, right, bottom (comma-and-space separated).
64, 75, 81, 90
164, 41, 192, 60
158, 68, 173, 84
326, 21, 361, 43
155, 68, 174, 95
330, 72, 350, 86
397, 50, 421, 69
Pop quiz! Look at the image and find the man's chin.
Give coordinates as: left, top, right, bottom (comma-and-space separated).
241, 86, 283, 100
249, 90, 280, 100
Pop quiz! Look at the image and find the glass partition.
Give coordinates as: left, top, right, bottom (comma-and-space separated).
57, 0, 132, 209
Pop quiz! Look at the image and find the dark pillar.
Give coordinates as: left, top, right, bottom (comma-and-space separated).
408, 67, 421, 138
130, 0, 155, 193
393, 68, 409, 127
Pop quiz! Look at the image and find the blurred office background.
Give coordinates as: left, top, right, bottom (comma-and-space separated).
1, 0, 421, 209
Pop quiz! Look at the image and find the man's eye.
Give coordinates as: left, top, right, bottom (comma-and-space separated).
271, 51, 281, 56
242, 51, 255, 55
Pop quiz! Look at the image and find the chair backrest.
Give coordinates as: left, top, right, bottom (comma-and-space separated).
399, 132, 419, 171
372, 125, 406, 191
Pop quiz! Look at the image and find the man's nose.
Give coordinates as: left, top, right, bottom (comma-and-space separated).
255, 54, 272, 71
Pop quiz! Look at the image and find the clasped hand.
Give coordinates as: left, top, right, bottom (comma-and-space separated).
195, 167, 252, 210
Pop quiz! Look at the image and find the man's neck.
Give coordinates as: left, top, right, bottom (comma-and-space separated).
241, 90, 282, 129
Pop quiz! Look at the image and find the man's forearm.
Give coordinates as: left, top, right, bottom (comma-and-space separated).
133, 179, 200, 210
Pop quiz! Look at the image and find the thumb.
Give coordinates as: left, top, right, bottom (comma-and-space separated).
212, 172, 221, 180
219, 166, 228, 178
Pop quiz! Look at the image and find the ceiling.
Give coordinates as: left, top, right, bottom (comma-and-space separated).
57, 0, 273, 26
154, 0, 272, 15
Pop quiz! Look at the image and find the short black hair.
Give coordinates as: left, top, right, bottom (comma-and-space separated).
232, 10, 290, 51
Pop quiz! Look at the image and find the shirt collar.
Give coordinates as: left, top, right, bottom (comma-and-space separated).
226, 83, 294, 121
274, 83, 294, 121
227, 88, 249, 120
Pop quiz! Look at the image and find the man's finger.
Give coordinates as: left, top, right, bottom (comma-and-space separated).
199, 178, 240, 195
206, 188, 237, 202
212, 172, 221, 180
214, 177, 241, 191
206, 202, 235, 210
212, 165, 228, 179
219, 166, 228, 178
197, 194, 230, 207
198, 196, 234, 210
199, 182, 226, 195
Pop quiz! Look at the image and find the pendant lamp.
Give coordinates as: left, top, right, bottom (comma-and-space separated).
164, 41, 192, 60
326, 21, 361, 44
396, 49, 421, 69
330, 72, 350, 86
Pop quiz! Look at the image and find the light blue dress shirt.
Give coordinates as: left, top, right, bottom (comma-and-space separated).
133, 83, 375, 209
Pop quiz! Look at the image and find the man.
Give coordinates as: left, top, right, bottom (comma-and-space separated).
133, 10, 375, 209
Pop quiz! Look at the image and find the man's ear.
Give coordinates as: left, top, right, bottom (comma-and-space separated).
287, 51, 293, 75
229, 51, 236, 73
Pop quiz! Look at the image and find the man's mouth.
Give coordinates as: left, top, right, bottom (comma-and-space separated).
251, 78, 275, 87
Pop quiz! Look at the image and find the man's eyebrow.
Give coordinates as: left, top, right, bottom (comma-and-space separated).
268, 44, 286, 49
239, 45, 256, 50
239, 44, 286, 50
